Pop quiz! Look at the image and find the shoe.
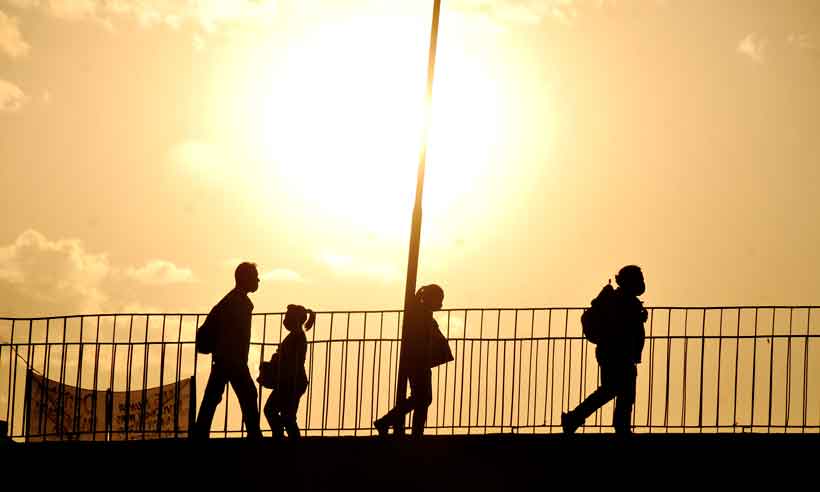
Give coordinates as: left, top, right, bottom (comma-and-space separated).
561, 412, 581, 434
374, 418, 389, 437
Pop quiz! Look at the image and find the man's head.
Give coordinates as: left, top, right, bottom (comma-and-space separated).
235, 262, 259, 294
615, 265, 645, 297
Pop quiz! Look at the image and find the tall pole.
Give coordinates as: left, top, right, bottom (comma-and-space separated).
394, 0, 441, 434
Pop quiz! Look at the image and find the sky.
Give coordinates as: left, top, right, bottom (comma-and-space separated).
1, 0, 819, 317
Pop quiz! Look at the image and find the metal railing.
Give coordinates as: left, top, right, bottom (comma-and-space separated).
1, 306, 818, 441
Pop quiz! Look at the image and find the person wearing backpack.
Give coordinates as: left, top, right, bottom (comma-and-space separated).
374, 284, 453, 438
261, 304, 315, 440
193, 262, 263, 439
562, 265, 647, 435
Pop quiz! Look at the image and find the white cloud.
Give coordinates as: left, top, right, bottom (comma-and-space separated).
0, 78, 26, 111
0, 230, 196, 316
738, 33, 769, 63
8, 0, 278, 32
787, 33, 816, 52
124, 260, 194, 285
261, 268, 304, 283
0, 229, 111, 314
319, 252, 400, 283
0, 9, 29, 58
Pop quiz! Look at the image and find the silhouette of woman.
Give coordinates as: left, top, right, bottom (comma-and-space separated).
374, 284, 452, 437
262, 304, 315, 439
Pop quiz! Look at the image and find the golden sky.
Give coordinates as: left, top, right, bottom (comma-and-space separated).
1, 0, 819, 317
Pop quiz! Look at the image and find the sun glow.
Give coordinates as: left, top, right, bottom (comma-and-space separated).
240, 15, 508, 238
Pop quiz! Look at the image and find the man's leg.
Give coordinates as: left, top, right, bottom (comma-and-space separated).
562, 365, 617, 433
613, 365, 637, 435
194, 362, 228, 439
229, 364, 262, 439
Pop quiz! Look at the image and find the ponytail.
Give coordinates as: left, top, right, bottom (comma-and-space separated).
305, 309, 316, 331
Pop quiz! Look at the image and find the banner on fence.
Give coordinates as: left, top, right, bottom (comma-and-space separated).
109, 376, 195, 440
25, 370, 107, 442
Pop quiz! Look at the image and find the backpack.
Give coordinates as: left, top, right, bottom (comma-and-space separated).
581, 282, 617, 345
195, 308, 219, 355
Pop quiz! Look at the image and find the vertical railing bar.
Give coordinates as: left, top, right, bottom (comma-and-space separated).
448, 310, 456, 434
370, 312, 383, 435
338, 313, 350, 435
306, 313, 317, 435
174, 315, 183, 438
322, 313, 334, 435
663, 309, 672, 431
716, 309, 723, 430
515, 309, 524, 431
580, 309, 587, 432
477, 309, 486, 433
157, 315, 167, 436
547, 309, 555, 429
58, 317, 67, 440
142, 315, 150, 439
41, 319, 51, 439
561, 309, 569, 417
92, 316, 101, 440
805, 309, 812, 433
751, 307, 759, 431
259, 314, 267, 427
458, 310, 468, 432
647, 308, 655, 429
465, 310, 474, 434
74, 316, 85, 437
681, 310, 689, 432
125, 315, 134, 440
531, 310, 541, 433
7, 320, 16, 438
495, 310, 502, 430
353, 313, 364, 435
698, 308, 706, 432
733, 308, 741, 433
526, 309, 535, 430
785, 308, 793, 429
767, 308, 776, 432
25, 319, 34, 439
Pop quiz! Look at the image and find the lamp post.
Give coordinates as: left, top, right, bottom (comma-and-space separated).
395, 0, 442, 434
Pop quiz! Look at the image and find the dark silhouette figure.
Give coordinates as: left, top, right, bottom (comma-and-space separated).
193, 262, 263, 439
562, 265, 647, 435
374, 284, 453, 437
262, 304, 314, 440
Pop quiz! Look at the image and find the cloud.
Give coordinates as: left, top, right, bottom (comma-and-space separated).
0, 9, 29, 57
261, 268, 305, 283
319, 252, 400, 283
8, 0, 278, 32
738, 33, 769, 63
787, 33, 816, 52
0, 229, 111, 314
0, 230, 196, 316
124, 260, 194, 285
0, 78, 26, 111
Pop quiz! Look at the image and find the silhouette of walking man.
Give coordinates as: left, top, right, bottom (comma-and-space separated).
262, 304, 314, 440
193, 262, 263, 439
374, 284, 452, 437
562, 265, 647, 435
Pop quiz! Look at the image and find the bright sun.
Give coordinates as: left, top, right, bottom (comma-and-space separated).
242, 15, 507, 239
